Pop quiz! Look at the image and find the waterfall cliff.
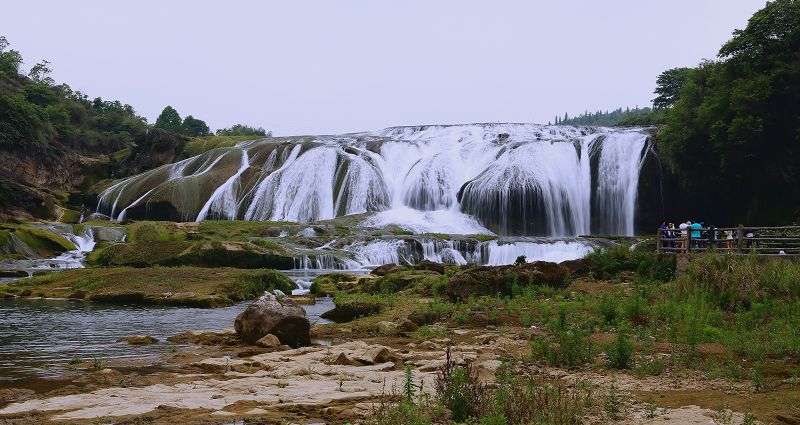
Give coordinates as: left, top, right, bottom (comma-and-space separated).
97, 124, 654, 237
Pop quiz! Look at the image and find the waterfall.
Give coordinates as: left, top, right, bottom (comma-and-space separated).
96, 124, 654, 236
293, 237, 594, 270
594, 132, 648, 235
196, 149, 251, 221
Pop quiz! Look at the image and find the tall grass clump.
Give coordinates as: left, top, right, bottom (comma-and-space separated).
676, 253, 800, 311
586, 244, 675, 281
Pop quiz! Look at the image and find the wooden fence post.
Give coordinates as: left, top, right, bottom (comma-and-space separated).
737, 224, 744, 254
657, 228, 662, 254
710, 226, 716, 252
687, 227, 692, 253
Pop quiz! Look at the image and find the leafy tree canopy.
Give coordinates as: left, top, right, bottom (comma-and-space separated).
216, 123, 270, 137
181, 115, 210, 137
0, 36, 148, 152
657, 0, 800, 225
154, 106, 182, 133
652, 68, 691, 109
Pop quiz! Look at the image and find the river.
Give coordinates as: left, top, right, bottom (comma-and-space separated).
0, 296, 334, 382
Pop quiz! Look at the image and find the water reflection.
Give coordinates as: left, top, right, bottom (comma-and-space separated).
0, 296, 333, 381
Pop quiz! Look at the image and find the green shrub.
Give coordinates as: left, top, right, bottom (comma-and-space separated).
586, 244, 675, 281
321, 292, 391, 322
532, 327, 595, 369
232, 269, 296, 300
598, 293, 620, 326
606, 322, 635, 370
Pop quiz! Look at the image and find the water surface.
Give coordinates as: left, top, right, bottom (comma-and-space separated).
0, 296, 333, 382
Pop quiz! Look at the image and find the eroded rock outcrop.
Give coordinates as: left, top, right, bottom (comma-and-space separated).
445, 261, 570, 300
234, 291, 310, 348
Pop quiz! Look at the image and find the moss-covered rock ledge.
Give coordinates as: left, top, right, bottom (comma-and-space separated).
0, 267, 296, 307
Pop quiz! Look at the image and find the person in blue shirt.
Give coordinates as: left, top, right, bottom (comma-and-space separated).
690, 221, 702, 249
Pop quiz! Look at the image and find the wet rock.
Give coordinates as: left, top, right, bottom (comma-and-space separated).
445, 261, 570, 300
235, 291, 311, 348
414, 260, 445, 275
0, 270, 28, 278
89, 226, 126, 243
116, 335, 158, 345
560, 258, 597, 277
371, 263, 401, 276
255, 334, 281, 348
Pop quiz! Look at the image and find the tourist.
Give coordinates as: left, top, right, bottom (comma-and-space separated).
678, 221, 689, 252
668, 223, 677, 248
724, 229, 734, 250
659, 222, 669, 249
691, 221, 702, 249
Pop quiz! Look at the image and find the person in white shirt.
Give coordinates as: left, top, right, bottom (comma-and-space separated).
678, 221, 690, 252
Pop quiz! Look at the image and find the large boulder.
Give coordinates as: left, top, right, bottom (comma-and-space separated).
445, 261, 570, 301
234, 291, 310, 348
560, 258, 598, 277
414, 260, 445, 275
371, 263, 402, 276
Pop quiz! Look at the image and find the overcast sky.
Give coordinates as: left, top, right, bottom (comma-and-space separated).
2, 1, 767, 135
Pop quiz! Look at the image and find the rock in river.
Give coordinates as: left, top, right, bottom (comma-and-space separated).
235, 291, 311, 348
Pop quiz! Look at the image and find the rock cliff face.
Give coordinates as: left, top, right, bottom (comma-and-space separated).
115, 129, 188, 177
0, 129, 188, 222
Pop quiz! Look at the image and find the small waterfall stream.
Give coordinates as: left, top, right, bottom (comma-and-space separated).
0, 227, 97, 282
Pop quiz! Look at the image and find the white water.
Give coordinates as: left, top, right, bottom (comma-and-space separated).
594, 133, 649, 236
196, 150, 251, 221
97, 124, 652, 237
0, 227, 97, 278
294, 237, 594, 270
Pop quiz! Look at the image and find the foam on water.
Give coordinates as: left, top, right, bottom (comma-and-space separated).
295, 237, 594, 270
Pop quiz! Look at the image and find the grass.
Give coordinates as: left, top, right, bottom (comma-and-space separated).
4, 225, 77, 256
182, 135, 258, 157
320, 292, 393, 322
86, 220, 299, 268
3, 267, 292, 307
372, 348, 590, 425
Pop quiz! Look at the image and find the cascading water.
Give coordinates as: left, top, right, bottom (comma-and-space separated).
0, 226, 98, 280
292, 237, 595, 270
96, 124, 654, 237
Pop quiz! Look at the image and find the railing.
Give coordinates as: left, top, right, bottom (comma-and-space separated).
656, 225, 800, 256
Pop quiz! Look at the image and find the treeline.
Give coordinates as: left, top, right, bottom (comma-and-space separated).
0, 35, 270, 152
152, 105, 271, 138
654, 0, 800, 225
553, 107, 665, 127
0, 37, 148, 154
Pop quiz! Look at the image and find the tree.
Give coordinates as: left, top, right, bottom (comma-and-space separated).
658, 0, 800, 225
718, 0, 800, 66
28, 60, 54, 86
154, 106, 182, 133
652, 67, 691, 109
0, 36, 23, 76
216, 123, 269, 137
181, 115, 210, 137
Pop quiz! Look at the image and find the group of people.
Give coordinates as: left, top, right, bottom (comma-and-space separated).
659, 221, 736, 251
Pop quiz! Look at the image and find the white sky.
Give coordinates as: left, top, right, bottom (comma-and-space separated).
1, 1, 767, 135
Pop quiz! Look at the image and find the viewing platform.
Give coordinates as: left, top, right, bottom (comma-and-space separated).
657, 225, 800, 256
